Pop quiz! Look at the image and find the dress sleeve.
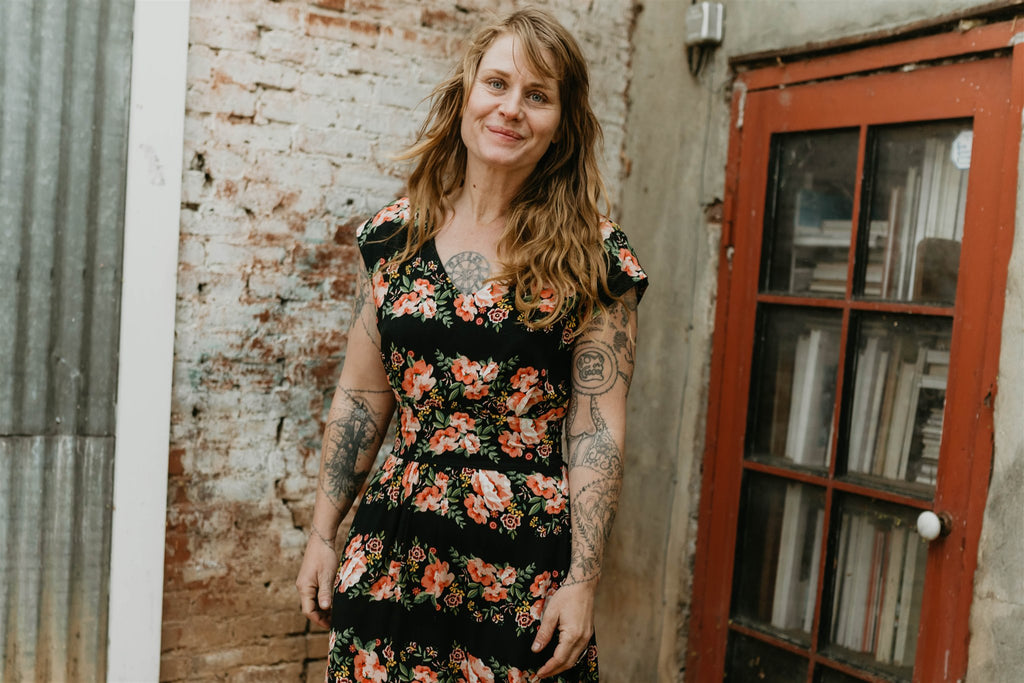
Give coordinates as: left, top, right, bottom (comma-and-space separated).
356, 197, 411, 273
600, 219, 649, 305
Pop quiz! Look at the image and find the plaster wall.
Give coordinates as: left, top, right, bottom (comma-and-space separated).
616, 0, 1022, 681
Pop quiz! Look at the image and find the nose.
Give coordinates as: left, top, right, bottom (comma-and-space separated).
498, 94, 522, 120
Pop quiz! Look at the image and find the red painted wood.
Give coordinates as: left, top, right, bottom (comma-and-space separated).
688, 44, 1018, 683
740, 19, 1021, 92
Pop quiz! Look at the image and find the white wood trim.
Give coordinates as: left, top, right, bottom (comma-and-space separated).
107, 1, 190, 680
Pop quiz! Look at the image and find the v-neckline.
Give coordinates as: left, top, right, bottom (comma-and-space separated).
426, 238, 512, 301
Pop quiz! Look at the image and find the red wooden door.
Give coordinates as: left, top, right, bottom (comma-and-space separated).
687, 37, 1020, 683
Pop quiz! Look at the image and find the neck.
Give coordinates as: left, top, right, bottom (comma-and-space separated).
456, 158, 532, 225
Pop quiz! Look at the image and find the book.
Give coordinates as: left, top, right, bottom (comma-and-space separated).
875, 524, 908, 663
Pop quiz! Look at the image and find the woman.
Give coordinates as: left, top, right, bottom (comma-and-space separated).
296, 8, 648, 682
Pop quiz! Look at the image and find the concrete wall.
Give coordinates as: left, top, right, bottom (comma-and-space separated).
162, 1, 634, 681
615, 0, 1019, 681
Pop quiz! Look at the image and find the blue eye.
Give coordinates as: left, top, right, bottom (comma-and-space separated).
487, 79, 504, 89
528, 92, 547, 103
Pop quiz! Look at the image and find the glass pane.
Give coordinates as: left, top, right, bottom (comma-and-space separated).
747, 307, 842, 470
733, 474, 826, 644
858, 121, 971, 303
816, 667, 868, 683
824, 497, 927, 679
841, 314, 951, 494
726, 632, 808, 682
761, 129, 860, 296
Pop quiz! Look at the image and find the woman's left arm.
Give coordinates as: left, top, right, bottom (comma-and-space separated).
533, 288, 638, 678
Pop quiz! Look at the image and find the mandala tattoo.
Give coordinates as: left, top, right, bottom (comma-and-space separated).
444, 251, 491, 295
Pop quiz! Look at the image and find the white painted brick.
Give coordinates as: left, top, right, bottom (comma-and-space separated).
205, 118, 295, 153
189, 15, 260, 52
259, 90, 340, 128
188, 44, 217, 83
257, 2, 307, 32
257, 28, 321, 66
187, 80, 258, 117
294, 127, 372, 159
182, 169, 209, 205
202, 147, 250, 180
213, 51, 300, 91
189, 0, 262, 24
251, 152, 335, 188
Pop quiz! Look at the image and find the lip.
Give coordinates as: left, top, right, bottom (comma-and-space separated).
486, 125, 524, 141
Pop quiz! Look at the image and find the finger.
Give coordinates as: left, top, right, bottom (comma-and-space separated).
318, 568, 335, 611
532, 607, 558, 654
536, 635, 577, 679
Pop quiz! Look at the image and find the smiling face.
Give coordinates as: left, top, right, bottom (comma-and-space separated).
460, 33, 562, 181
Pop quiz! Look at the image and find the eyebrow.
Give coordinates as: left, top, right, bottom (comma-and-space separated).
479, 67, 556, 91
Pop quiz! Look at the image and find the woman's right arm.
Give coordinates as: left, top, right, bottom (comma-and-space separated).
296, 268, 396, 629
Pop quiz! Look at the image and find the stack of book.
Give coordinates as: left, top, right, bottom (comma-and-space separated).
845, 338, 948, 484
881, 136, 968, 301
830, 513, 927, 668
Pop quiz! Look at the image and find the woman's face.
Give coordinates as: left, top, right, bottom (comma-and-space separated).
460, 33, 562, 180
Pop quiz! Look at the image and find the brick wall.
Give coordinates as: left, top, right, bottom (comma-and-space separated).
163, 1, 636, 680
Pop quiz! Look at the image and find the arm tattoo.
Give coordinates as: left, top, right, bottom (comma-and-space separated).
320, 387, 389, 511
351, 270, 381, 347
444, 251, 491, 295
564, 296, 636, 586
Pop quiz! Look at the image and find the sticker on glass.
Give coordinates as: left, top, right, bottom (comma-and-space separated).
950, 130, 973, 170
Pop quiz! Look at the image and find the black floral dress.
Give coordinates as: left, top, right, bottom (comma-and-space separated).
327, 198, 648, 683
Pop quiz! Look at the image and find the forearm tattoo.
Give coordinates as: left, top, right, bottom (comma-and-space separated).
320, 387, 389, 512
565, 292, 637, 586
444, 251, 491, 295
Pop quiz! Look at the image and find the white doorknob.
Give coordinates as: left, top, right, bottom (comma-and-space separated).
916, 510, 952, 541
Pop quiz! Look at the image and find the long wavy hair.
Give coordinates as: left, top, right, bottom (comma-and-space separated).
391, 7, 612, 331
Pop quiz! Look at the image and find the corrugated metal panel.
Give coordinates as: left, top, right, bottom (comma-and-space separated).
0, 0, 135, 680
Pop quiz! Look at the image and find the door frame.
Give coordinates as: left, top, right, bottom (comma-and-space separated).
687, 21, 1023, 682
106, 1, 190, 680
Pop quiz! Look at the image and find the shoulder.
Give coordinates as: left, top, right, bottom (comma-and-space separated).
357, 197, 411, 247
598, 217, 649, 302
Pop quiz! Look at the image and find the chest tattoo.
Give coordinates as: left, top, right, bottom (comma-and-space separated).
445, 250, 492, 295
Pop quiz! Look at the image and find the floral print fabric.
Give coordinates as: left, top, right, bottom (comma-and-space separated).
327, 198, 647, 683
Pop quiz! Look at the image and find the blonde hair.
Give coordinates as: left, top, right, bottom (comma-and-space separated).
392, 7, 612, 331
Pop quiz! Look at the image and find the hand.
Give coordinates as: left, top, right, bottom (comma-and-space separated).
296, 531, 339, 630
532, 582, 596, 679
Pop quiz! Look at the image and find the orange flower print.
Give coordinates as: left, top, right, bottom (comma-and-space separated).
537, 288, 557, 314
529, 571, 553, 598
459, 654, 496, 683
498, 431, 525, 458
418, 297, 437, 318
413, 472, 450, 514
510, 367, 539, 391
471, 470, 512, 514
420, 559, 454, 598
506, 387, 543, 416
454, 294, 478, 322
393, 291, 420, 316
619, 247, 645, 278
506, 417, 545, 446
369, 560, 403, 601
399, 407, 421, 447
353, 647, 388, 683
401, 461, 420, 500
482, 583, 508, 602
599, 217, 616, 240
336, 551, 367, 593
465, 494, 489, 525
473, 282, 508, 308
379, 454, 399, 483
367, 197, 410, 230
428, 427, 460, 454
450, 412, 475, 432
506, 667, 537, 683
412, 665, 439, 683
412, 278, 435, 298
526, 474, 558, 499
371, 269, 388, 308
402, 359, 436, 401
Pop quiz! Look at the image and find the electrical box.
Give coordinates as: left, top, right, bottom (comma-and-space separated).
684, 1, 724, 47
